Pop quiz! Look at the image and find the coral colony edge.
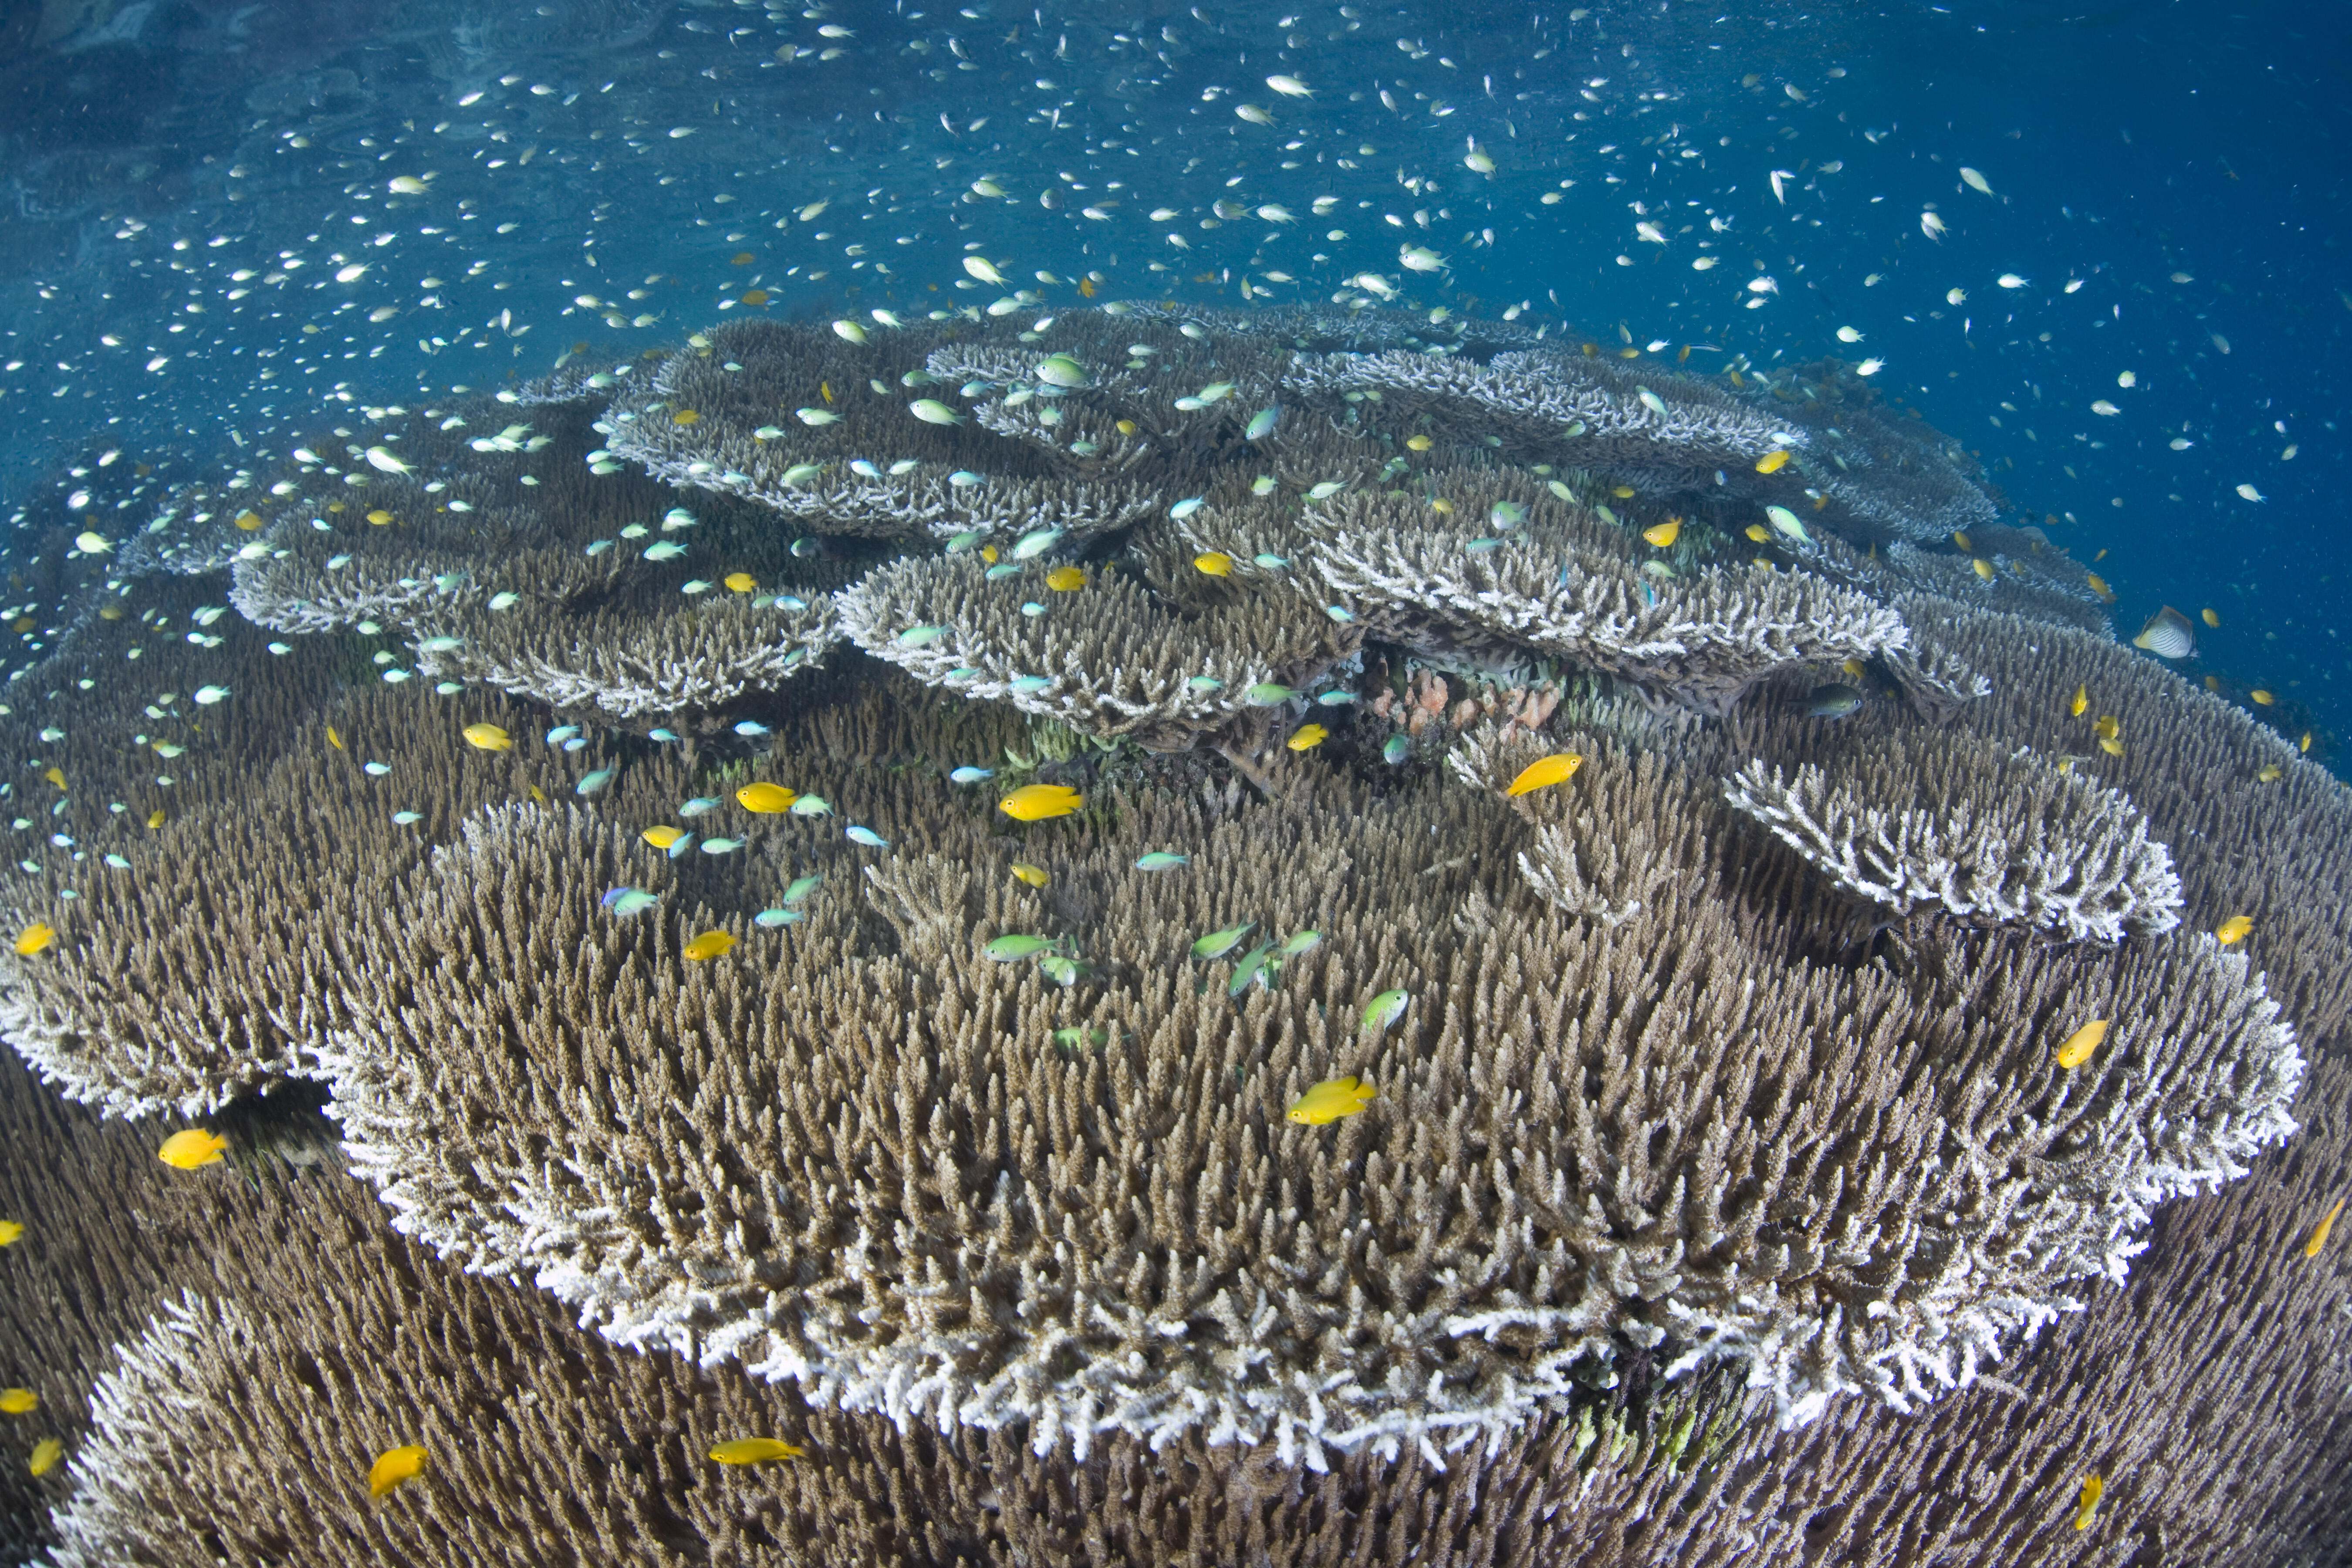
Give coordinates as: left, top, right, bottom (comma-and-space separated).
0, 304, 2347, 1567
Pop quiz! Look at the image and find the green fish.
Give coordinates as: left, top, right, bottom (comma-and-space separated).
782, 463, 824, 486
1039, 954, 1091, 987
1278, 931, 1321, 958
897, 624, 949, 647
1245, 406, 1281, 441
1134, 852, 1190, 872
1050, 1026, 1109, 1050
1191, 921, 1257, 960
1244, 683, 1294, 706
1764, 504, 1811, 543
782, 874, 823, 905
984, 934, 1056, 962
1227, 942, 1275, 997
1361, 988, 1411, 1036
789, 794, 833, 818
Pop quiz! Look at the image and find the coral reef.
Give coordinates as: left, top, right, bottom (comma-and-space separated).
0, 306, 2344, 1566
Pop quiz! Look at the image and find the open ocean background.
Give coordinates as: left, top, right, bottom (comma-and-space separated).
0, 0, 2344, 742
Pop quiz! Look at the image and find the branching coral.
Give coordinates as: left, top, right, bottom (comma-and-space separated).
1723, 732, 2185, 941
836, 551, 1356, 750
0, 307, 2338, 1568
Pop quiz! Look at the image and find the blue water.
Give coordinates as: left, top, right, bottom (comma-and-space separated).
0, 0, 2342, 707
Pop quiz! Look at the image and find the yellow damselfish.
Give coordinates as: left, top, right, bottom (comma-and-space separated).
368, 1445, 427, 1499
0, 1220, 22, 1246
0, 1390, 35, 1416
710, 1438, 805, 1465
2070, 684, 2088, 718
999, 784, 1082, 822
1754, 449, 1791, 474
683, 931, 737, 962
1505, 753, 1583, 797
1288, 724, 1328, 751
2251, 689, 2275, 706
2306, 1197, 2345, 1258
1193, 551, 1234, 578
1405, 434, 1433, 452
1972, 558, 1994, 581
736, 783, 797, 814
462, 723, 514, 752
1642, 519, 1681, 548
28, 1438, 60, 1477
725, 572, 757, 593
2202, 607, 2221, 628
147, 809, 167, 829
642, 825, 687, 848
1287, 1075, 1377, 1125
2215, 914, 2254, 945
2055, 1019, 2109, 1070
14, 923, 55, 957
157, 1129, 228, 1169
1010, 862, 1050, 888
2074, 1474, 2102, 1531
1046, 565, 1087, 591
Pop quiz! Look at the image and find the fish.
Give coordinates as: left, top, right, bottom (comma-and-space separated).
73, 531, 111, 555
963, 256, 1007, 285
2202, 608, 2221, 628
1168, 497, 1206, 520
1506, 754, 1583, 796
368, 1446, 428, 1500
1806, 684, 1865, 720
1382, 735, 1413, 765
984, 934, 1056, 962
789, 794, 833, 818
1960, 166, 1994, 195
2055, 1019, 2109, 1070
1307, 481, 1347, 500
726, 573, 757, 593
1245, 408, 1281, 441
28, 1438, 61, 1476
147, 809, 167, 829
672, 926, 743, 966
602, 888, 660, 917
780, 874, 823, 906
736, 783, 797, 814
845, 826, 889, 848
710, 1438, 805, 1465
1046, 566, 1086, 592
1764, 505, 1810, 543
1642, 520, 1682, 547
1134, 852, 1190, 872
1235, 103, 1275, 126
2215, 915, 2254, 945
679, 797, 723, 817
13, 923, 55, 957
2094, 716, 2120, 741
1361, 989, 1411, 1036
1011, 528, 1064, 560
1286, 1075, 1376, 1125
1227, 942, 1275, 997
0, 1221, 20, 1246
1754, 449, 1791, 474
734, 721, 772, 738
909, 399, 963, 426
0, 1390, 35, 1416
1244, 683, 1294, 707
1033, 355, 1089, 389
949, 767, 994, 785
2132, 607, 2196, 659
2306, 1198, 2346, 1258
2071, 684, 2089, 718
157, 1129, 228, 1169
1287, 724, 1328, 751
700, 838, 744, 856
193, 686, 230, 706
2087, 573, 2113, 600
575, 769, 617, 797
1920, 210, 1947, 241
1000, 784, 1081, 821
1266, 73, 1312, 96
363, 446, 410, 475
1192, 922, 1257, 960
2237, 483, 2264, 504
1970, 558, 1995, 581
1278, 931, 1322, 958
392, 812, 423, 826
2258, 765, 2284, 783
462, 723, 514, 752
2251, 689, 2276, 706
2073, 1474, 2102, 1532
2098, 737, 2125, 758
753, 909, 801, 929
1038, 955, 1088, 988
1010, 862, 1050, 888
642, 826, 687, 849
